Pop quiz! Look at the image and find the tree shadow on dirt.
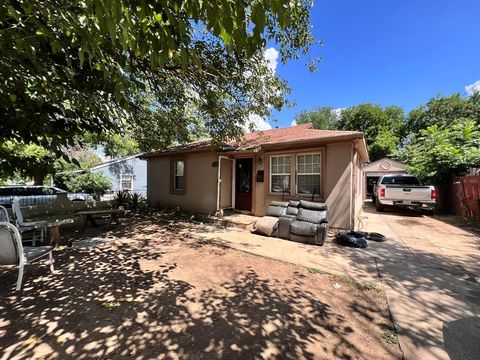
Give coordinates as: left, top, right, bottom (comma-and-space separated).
0, 220, 400, 359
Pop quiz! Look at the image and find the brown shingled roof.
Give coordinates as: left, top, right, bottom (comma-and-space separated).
140, 124, 365, 158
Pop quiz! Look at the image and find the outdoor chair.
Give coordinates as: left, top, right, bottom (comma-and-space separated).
0, 222, 54, 291
0, 205, 9, 222
279, 200, 329, 245
12, 198, 48, 246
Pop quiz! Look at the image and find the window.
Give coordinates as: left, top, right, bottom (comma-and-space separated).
297, 154, 321, 195
270, 155, 291, 193
121, 174, 133, 191
173, 160, 185, 191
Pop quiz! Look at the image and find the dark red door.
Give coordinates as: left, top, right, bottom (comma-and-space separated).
235, 158, 253, 211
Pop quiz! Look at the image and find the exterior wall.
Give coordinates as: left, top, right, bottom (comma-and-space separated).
146, 141, 361, 229
147, 152, 219, 214
324, 142, 353, 229
253, 142, 354, 229
92, 157, 147, 197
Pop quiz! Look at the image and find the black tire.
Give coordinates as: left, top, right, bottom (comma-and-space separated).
375, 201, 385, 212
357, 231, 386, 242
335, 230, 368, 248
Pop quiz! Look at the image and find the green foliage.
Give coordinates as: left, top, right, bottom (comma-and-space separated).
0, 140, 56, 184
64, 171, 112, 200
337, 104, 405, 161
295, 106, 340, 130
397, 120, 480, 184
405, 93, 480, 135
0, 0, 318, 154
114, 191, 150, 215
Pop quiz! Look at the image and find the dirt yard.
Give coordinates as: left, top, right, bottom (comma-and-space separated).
0, 219, 401, 359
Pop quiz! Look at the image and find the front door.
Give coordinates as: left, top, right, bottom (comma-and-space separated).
235, 158, 253, 211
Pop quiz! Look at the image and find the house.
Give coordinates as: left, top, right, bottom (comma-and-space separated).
361, 158, 406, 200
90, 154, 147, 198
139, 124, 369, 229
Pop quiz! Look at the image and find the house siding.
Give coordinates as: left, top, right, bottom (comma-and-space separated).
145, 141, 365, 229
92, 157, 147, 196
147, 152, 219, 214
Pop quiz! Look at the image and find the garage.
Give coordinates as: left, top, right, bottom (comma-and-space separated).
362, 158, 406, 200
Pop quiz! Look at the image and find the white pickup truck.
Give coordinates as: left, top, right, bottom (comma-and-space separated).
372, 175, 436, 212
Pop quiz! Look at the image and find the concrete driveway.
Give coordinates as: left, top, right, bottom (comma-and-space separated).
198, 204, 480, 360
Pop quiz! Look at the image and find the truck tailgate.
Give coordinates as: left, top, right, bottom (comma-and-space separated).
385, 186, 432, 201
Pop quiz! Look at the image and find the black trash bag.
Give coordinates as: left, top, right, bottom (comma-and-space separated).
357, 231, 387, 242
336, 230, 368, 248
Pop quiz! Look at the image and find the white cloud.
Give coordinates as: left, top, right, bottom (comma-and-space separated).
291, 120, 297, 126
264, 47, 279, 72
465, 80, 480, 95
249, 114, 272, 131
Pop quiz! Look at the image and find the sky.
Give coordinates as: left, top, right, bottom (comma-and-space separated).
252, 0, 480, 130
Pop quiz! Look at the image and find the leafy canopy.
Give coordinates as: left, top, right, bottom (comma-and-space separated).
294, 106, 340, 130
397, 120, 480, 183
63, 171, 112, 200
0, 0, 317, 153
405, 93, 480, 135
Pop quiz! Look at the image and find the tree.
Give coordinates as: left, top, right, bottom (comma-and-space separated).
405, 93, 480, 135
294, 107, 340, 130
1, 0, 318, 154
63, 171, 112, 200
397, 120, 480, 184
0, 141, 56, 185
337, 104, 405, 161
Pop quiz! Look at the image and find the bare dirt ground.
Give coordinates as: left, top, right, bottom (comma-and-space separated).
0, 218, 401, 360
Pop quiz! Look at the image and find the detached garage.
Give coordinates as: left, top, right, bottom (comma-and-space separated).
362, 158, 406, 200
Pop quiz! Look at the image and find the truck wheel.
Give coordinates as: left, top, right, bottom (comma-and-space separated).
375, 201, 385, 212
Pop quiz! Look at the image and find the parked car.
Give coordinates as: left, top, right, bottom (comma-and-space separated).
0, 185, 94, 207
372, 175, 436, 212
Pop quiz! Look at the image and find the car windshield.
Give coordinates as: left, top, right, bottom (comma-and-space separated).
381, 176, 421, 186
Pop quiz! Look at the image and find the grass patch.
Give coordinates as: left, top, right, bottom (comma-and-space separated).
381, 328, 399, 345
307, 267, 324, 274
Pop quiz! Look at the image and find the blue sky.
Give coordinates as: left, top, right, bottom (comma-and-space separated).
260, 0, 480, 129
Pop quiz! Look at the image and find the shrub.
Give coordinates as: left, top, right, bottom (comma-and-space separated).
114, 191, 150, 215
64, 171, 112, 200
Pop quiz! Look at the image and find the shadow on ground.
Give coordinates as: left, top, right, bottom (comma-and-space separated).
0, 219, 401, 359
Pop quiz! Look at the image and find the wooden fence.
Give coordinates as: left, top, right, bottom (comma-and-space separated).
447, 176, 480, 220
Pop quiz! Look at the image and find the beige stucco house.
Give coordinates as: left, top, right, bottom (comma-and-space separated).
139, 124, 369, 229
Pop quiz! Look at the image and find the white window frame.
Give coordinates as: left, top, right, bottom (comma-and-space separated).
296, 153, 321, 196
120, 174, 134, 192
173, 160, 185, 191
269, 155, 291, 194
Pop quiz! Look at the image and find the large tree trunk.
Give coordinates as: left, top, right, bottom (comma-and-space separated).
33, 172, 44, 185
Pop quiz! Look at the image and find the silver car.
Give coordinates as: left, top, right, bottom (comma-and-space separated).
0, 185, 94, 207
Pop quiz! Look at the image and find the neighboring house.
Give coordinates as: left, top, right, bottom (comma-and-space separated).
139, 124, 369, 229
361, 158, 406, 200
91, 154, 147, 198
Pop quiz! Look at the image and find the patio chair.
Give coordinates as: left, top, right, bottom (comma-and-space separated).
0, 222, 54, 291
0, 205, 9, 222
12, 198, 48, 246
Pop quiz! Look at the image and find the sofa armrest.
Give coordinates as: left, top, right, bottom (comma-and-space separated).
315, 223, 329, 245
278, 215, 295, 239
